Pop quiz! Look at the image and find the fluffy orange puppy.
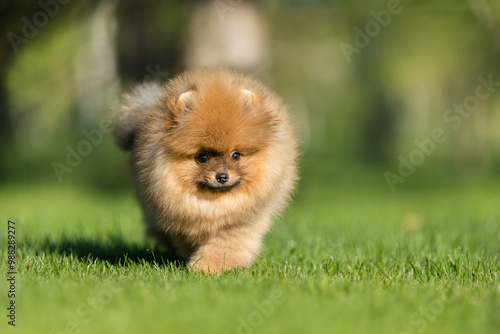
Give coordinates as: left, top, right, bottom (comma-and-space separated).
112, 69, 298, 273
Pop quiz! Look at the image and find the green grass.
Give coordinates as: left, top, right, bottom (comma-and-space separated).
1, 161, 499, 334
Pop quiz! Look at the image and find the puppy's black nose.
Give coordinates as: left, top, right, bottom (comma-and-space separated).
215, 172, 229, 184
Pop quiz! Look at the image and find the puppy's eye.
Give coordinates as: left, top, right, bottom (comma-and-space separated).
231, 151, 241, 160
196, 154, 209, 164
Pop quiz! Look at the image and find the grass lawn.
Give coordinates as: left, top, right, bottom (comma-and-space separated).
1, 160, 499, 334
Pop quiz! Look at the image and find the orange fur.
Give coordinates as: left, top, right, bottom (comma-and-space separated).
118, 69, 298, 273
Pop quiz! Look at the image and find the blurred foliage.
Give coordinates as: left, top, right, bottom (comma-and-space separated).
0, 0, 499, 187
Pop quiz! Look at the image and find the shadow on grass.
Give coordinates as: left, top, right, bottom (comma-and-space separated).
24, 235, 185, 268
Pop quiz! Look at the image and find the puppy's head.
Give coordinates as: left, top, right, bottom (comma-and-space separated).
162, 82, 276, 198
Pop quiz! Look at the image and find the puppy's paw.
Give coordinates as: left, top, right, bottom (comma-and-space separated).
187, 234, 259, 274
187, 251, 241, 275
187, 258, 225, 275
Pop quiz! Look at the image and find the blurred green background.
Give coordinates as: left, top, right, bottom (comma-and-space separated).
1, 1, 500, 334
1, 0, 499, 190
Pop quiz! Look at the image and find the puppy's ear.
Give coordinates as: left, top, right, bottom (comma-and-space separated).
164, 90, 194, 129
241, 89, 259, 108
175, 91, 194, 113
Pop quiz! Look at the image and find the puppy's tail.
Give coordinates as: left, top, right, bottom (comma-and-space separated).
112, 82, 163, 150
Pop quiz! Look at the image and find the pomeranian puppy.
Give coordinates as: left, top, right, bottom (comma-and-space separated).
112, 68, 298, 273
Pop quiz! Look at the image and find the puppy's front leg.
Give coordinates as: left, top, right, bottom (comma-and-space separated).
188, 224, 267, 274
